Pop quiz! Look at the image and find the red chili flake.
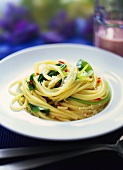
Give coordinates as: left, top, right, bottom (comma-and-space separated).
64, 69, 68, 72
58, 60, 65, 64
30, 80, 33, 85
36, 73, 40, 75
95, 98, 101, 101
97, 77, 101, 83
57, 103, 62, 106
55, 82, 59, 87
89, 75, 92, 78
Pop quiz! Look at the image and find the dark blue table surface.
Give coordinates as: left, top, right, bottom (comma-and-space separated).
1, 41, 123, 169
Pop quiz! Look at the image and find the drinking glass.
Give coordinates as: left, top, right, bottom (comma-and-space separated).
94, 0, 123, 56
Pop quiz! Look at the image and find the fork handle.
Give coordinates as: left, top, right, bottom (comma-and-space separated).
0, 143, 116, 159
0, 145, 118, 170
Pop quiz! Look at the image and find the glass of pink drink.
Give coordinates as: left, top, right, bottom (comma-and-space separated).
94, 0, 123, 57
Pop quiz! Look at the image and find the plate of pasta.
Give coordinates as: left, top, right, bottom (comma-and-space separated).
0, 44, 123, 140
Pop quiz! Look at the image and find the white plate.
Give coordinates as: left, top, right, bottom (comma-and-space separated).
0, 44, 123, 141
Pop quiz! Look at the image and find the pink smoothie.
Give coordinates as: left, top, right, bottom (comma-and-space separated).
94, 21, 123, 57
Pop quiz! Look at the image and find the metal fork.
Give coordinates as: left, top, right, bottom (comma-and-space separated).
0, 135, 123, 170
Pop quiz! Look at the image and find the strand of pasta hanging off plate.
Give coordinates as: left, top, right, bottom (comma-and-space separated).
8, 59, 110, 121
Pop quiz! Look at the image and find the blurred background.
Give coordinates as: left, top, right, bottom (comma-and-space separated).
0, 0, 95, 59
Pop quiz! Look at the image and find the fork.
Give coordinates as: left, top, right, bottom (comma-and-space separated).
0, 135, 123, 170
